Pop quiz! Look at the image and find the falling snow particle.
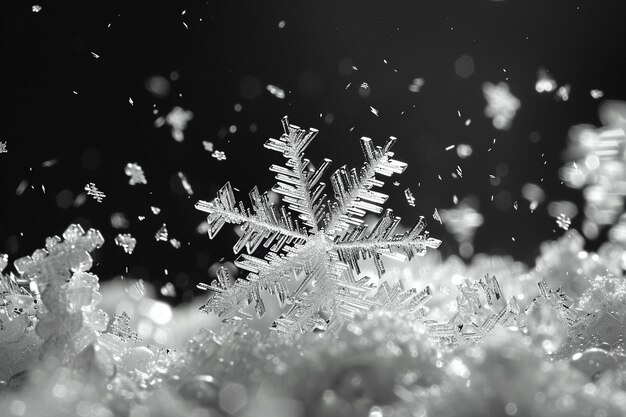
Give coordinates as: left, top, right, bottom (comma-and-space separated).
267, 84, 286, 99
535, 68, 557, 93
91, 52, 100, 59
151, 206, 161, 215
84, 183, 105, 202
32, 5, 42, 12
178, 172, 194, 195
556, 214, 572, 230
115, 234, 137, 254
433, 208, 442, 224
278, 20, 286, 29
556, 84, 571, 101
124, 162, 147, 185
169, 238, 181, 249
370, 106, 379, 117
158, 106, 194, 142
404, 188, 416, 207
590, 89, 604, 99
445, 145, 455, 151
155, 224, 169, 241
0, 141, 7, 154
212, 150, 227, 161
456, 144, 473, 158
482, 82, 521, 130
161, 282, 177, 297
202, 141, 214, 152
408, 78, 424, 93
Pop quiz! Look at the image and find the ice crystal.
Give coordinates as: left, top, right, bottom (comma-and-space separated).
212, 150, 227, 161
556, 213, 572, 230
160, 106, 193, 142
404, 188, 416, 207
155, 223, 169, 241
482, 82, 521, 130
84, 182, 105, 202
115, 233, 137, 254
124, 162, 147, 185
535, 68, 557, 93
195, 116, 440, 335
0, 141, 7, 153
177, 171, 193, 195
266, 84, 286, 99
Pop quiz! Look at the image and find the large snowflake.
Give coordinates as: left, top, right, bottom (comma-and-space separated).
195, 116, 441, 335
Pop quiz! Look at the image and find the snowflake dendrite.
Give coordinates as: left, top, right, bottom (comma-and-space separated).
195, 116, 441, 336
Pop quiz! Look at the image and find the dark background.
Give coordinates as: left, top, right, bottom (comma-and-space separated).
2, 1, 626, 303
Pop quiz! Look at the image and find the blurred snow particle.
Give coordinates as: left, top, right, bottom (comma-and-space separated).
212, 150, 227, 161
115, 233, 137, 254
32, 5, 42, 12
84, 183, 105, 202
160, 282, 177, 297
202, 141, 214, 152
454, 55, 474, 78
591, 89, 605, 99
16, 180, 28, 196
547, 200, 578, 219
0, 141, 7, 154
456, 144, 473, 158
145, 75, 170, 98
91, 52, 100, 59
278, 20, 286, 29
197, 221, 209, 234
556, 84, 571, 101
535, 68, 557, 93
42, 159, 58, 167
124, 162, 147, 185
482, 82, 521, 130
267, 84, 286, 99
169, 238, 181, 249
177, 171, 194, 195
522, 183, 545, 211
155, 107, 193, 142
408, 78, 425, 93
155, 224, 169, 241
151, 206, 161, 215
111, 212, 130, 229
128, 97, 134, 106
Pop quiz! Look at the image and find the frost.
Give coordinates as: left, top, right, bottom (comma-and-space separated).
482, 82, 521, 130
125, 162, 147, 185
195, 116, 440, 335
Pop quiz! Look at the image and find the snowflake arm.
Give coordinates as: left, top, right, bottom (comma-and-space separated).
325, 135, 407, 234
264, 116, 332, 232
195, 182, 308, 254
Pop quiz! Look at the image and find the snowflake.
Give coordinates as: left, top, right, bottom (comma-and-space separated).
124, 162, 147, 185
482, 82, 521, 130
556, 213, 571, 230
195, 116, 441, 335
114, 233, 137, 254
212, 150, 227, 161
84, 183, 105, 202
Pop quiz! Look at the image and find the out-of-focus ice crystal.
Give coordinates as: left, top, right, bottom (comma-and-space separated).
155, 106, 193, 142
535, 68, 557, 93
482, 82, 521, 130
